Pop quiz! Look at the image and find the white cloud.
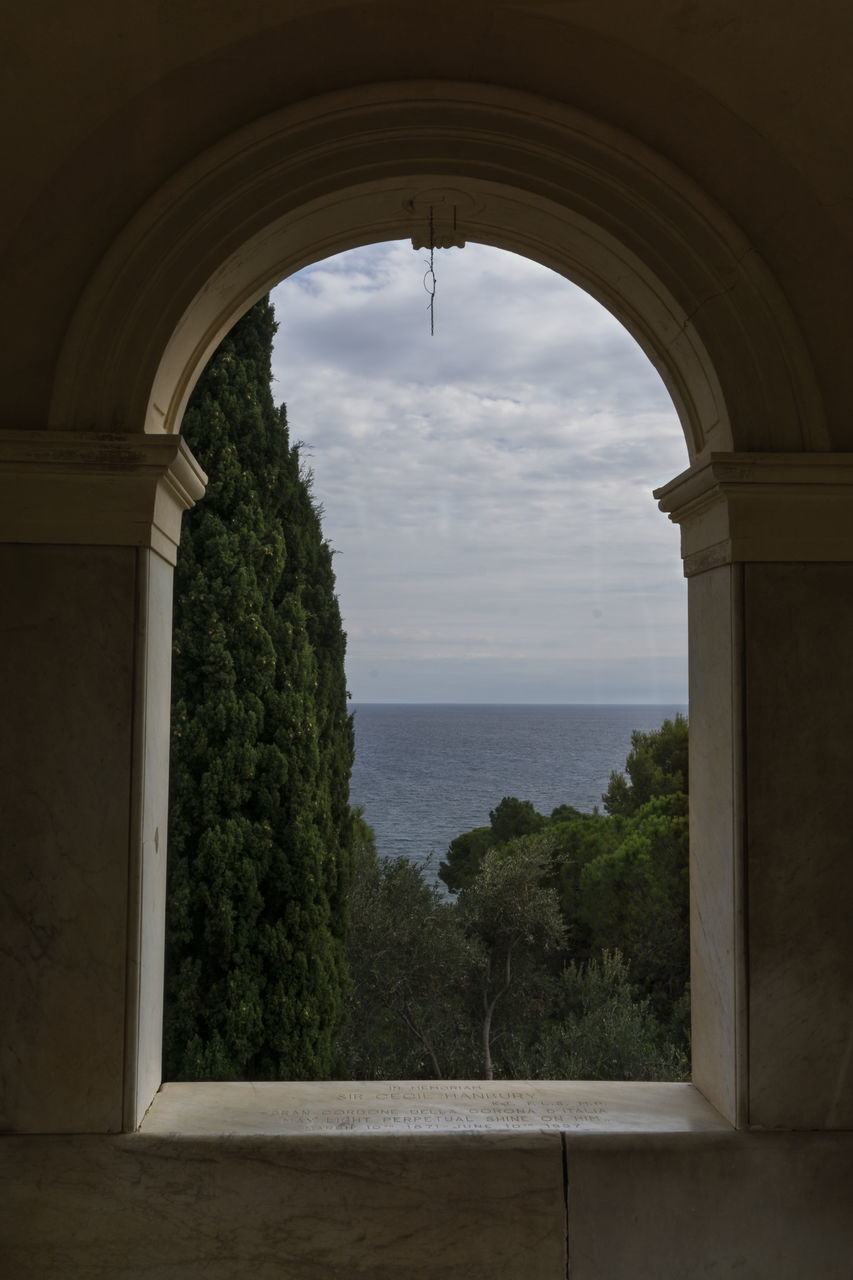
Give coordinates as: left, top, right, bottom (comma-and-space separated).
271, 241, 688, 703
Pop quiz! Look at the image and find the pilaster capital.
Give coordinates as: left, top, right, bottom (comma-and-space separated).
655, 453, 853, 575
0, 431, 206, 564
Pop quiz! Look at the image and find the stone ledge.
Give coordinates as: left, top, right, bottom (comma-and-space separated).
142, 1079, 731, 1137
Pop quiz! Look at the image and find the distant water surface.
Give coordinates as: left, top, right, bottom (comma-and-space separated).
349, 703, 686, 884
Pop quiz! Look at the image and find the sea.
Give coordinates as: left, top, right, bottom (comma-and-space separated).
349, 703, 687, 886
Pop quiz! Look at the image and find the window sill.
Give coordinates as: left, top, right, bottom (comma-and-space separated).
142, 1079, 731, 1137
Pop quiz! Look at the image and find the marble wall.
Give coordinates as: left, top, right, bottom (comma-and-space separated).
0, 1130, 566, 1279
744, 563, 853, 1128
0, 545, 138, 1133
2, 1126, 851, 1278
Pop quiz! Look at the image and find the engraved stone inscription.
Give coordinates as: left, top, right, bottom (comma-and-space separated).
145, 1080, 734, 1137
265, 1083, 614, 1133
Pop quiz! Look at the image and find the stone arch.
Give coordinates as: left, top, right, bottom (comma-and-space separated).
34, 81, 848, 1137
51, 82, 826, 459
5, 13, 853, 1270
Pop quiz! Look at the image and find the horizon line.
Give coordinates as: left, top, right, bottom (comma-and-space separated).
346, 699, 689, 707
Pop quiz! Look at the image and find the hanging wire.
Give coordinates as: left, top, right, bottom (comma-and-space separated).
423, 205, 436, 336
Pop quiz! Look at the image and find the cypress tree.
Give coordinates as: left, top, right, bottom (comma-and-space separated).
164, 296, 354, 1080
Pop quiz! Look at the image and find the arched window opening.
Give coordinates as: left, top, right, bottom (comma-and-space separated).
165, 240, 690, 1084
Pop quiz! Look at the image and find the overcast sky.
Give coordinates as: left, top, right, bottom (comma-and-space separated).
270, 241, 688, 704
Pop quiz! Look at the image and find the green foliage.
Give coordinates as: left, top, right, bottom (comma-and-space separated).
602, 714, 688, 816
549, 803, 582, 823
439, 795, 545, 892
580, 792, 689, 1024
458, 835, 565, 962
439, 825, 492, 893
353, 714, 691, 1081
526, 951, 688, 1081
338, 819, 688, 1082
164, 296, 353, 1081
350, 805, 379, 874
337, 852, 480, 1079
488, 796, 545, 844
538, 810, 622, 959
458, 834, 566, 1078
337, 837, 567, 1082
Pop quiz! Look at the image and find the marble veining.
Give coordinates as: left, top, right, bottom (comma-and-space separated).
1, 1130, 566, 1279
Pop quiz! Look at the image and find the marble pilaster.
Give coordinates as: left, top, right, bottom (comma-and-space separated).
657, 453, 853, 1128
0, 433, 205, 1133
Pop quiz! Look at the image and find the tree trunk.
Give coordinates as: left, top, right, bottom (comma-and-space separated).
480, 943, 515, 1080
482, 1000, 494, 1080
